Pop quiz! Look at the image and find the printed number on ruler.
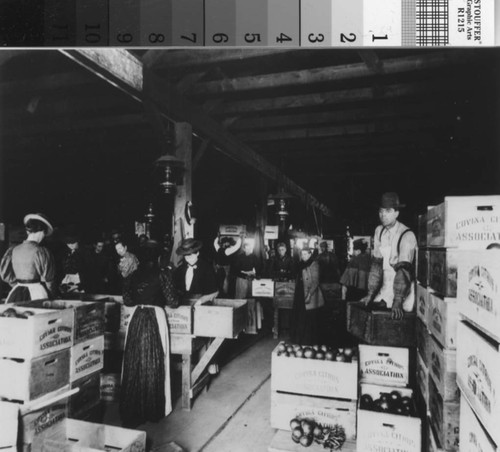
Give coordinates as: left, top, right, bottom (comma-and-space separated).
276, 33, 292, 44
212, 33, 229, 44
84, 24, 102, 44
116, 33, 133, 44
180, 33, 198, 44
148, 33, 165, 44
244, 33, 262, 43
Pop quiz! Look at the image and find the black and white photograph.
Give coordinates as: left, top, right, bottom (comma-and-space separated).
1, 47, 500, 452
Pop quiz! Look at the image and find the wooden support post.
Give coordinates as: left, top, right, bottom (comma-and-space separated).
172, 122, 193, 268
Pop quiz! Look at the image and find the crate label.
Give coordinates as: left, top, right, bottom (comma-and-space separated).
460, 396, 497, 452
417, 287, 427, 320
429, 379, 460, 450
166, 308, 191, 333
467, 265, 497, 313
31, 403, 67, 435
465, 353, 494, 414
359, 345, 409, 387
74, 349, 102, 376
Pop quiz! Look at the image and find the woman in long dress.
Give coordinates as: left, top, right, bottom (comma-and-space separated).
0, 213, 55, 303
120, 243, 180, 427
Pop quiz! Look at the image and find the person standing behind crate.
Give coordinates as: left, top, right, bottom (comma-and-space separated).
173, 238, 219, 304
360, 192, 417, 320
120, 242, 180, 427
0, 213, 56, 303
269, 242, 296, 282
232, 238, 262, 299
291, 247, 324, 345
340, 239, 371, 301
213, 235, 242, 296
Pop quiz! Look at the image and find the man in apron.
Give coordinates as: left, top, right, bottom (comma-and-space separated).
361, 193, 417, 320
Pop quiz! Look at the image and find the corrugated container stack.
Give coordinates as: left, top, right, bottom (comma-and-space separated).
453, 196, 500, 452
357, 344, 421, 452
270, 342, 358, 449
421, 195, 500, 451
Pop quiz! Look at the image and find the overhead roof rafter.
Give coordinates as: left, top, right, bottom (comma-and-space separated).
59, 48, 333, 217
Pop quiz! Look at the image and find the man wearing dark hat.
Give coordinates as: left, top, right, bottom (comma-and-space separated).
60, 230, 87, 294
361, 193, 417, 320
0, 213, 56, 303
173, 238, 218, 303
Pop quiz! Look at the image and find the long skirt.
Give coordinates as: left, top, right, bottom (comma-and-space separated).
291, 283, 320, 346
120, 305, 171, 427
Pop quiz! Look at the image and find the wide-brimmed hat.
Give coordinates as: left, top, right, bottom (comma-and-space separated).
380, 192, 406, 210
176, 238, 202, 256
23, 213, 54, 237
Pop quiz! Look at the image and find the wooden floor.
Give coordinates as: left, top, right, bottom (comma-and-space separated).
104, 332, 281, 452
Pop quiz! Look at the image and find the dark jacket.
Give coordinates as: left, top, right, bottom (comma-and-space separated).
173, 259, 218, 296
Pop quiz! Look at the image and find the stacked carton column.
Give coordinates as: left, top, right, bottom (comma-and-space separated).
357, 344, 422, 452
424, 195, 500, 451
270, 343, 358, 446
456, 247, 500, 451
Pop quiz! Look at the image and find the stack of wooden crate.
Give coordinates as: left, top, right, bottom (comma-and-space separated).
357, 344, 422, 452
0, 303, 74, 450
270, 343, 358, 445
19, 299, 106, 422
456, 246, 500, 452
423, 195, 500, 451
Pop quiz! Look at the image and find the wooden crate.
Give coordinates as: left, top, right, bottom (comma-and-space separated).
357, 388, 421, 452
0, 349, 70, 402
0, 304, 73, 360
219, 224, 246, 236
346, 301, 416, 347
100, 373, 120, 402
417, 350, 429, 407
417, 248, 430, 287
79, 295, 121, 334
40, 418, 146, 452
457, 249, 500, 343
19, 299, 105, 345
428, 292, 458, 350
320, 283, 341, 303
271, 344, 358, 400
418, 212, 428, 247
273, 296, 294, 309
428, 377, 460, 451
193, 299, 247, 338
268, 429, 357, 452
104, 331, 125, 351
417, 283, 430, 325
119, 305, 135, 332
274, 281, 295, 298
165, 299, 199, 335
460, 395, 498, 452
427, 195, 500, 249
359, 344, 409, 387
457, 320, 500, 446
20, 387, 70, 445
252, 279, 274, 297
428, 248, 460, 297
0, 401, 19, 448
416, 318, 431, 367
170, 334, 206, 355
70, 336, 104, 382
428, 335, 459, 402
270, 391, 357, 440
69, 371, 101, 416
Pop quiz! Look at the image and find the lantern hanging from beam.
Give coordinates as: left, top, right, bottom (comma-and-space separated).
155, 154, 184, 195
268, 190, 294, 222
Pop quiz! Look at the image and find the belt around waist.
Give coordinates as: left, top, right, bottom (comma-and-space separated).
16, 279, 41, 284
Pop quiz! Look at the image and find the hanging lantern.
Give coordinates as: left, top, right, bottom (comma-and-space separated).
268, 190, 294, 222
155, 155, 184, 195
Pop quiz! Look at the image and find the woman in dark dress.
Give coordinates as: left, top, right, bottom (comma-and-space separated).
120, 243, 180, 428
291, 248, 325, 345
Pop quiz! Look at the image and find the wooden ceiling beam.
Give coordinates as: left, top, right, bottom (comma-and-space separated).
230, 103, 454, 131
142, 48, 299, 70
237, 119, 449, 142
190, 51, 469, 96
357, 50, 384, 74
60, 49, 333, 217
214, 80, 461, 115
